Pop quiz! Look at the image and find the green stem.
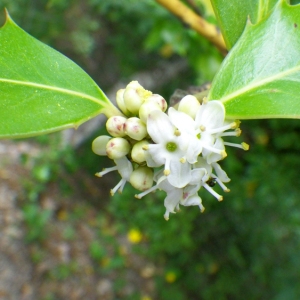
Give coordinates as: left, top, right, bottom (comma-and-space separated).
101, 101, 124, 118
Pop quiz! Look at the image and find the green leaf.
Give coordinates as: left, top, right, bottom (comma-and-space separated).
0, 11, 120, 139
211, 0, 278, 49
208, 0, 300, 120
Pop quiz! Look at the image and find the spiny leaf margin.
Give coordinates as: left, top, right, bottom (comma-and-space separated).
208, 0, 300, 120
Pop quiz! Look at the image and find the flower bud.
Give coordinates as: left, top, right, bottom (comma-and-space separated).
139, 101, 162, 123
178, 95, 200, 119
130, 166, 154, 191
124, 117, 147, 141
92, 135, 111, 156
131, 140, 149, 163
116, 89, 130, 115
106, 137, 131, 159
106, 116, 127, 137
146, 94, 167, 112
123, 81, 152, 115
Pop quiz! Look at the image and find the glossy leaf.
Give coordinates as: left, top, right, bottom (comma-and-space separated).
0, 12, 120, 139
211, 0, 278, 49
208, 0, 300, 120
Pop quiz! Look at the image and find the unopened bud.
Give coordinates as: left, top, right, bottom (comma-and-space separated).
123, 81, 152, 115
129, 166, 154, 191
106, 116, 127, 137
131, 140, 149, 163
178, 95, 200, 119
139, 101, 161, 123
116, 89, 130, 115
125, 117, 147, 141
106, 137, 131, 159
146, 94, 167, 112
92, 135, 111, 156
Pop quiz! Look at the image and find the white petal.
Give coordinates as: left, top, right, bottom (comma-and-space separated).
168, 107, 196, 133
182, 184, 201, 199
114, 157, 133, 180
200, 133, 215, 157
212, 162, 231, 183
193, 157, 212, 174
167, 160, 191, 188
189, 168, 206, 185
186, 138, 202, 164
196, 101, 225, 130
147, 144, 166, 166
206, 138, 225, 164
181, 194, 202, 207
164, 188, 183, 214
147, 110, 175, 143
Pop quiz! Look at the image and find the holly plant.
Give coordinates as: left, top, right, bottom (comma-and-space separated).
1, 0, 300, 219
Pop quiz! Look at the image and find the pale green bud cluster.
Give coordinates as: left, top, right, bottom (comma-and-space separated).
92, 81, 167, 192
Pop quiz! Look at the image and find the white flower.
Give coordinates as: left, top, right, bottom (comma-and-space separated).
95, 156, 133, 195
167, 107, 202, 164
145, 109, 192, 188
193, 157, 230, 201
93, 81, 250, 220
135, 167, 206, 220
195, 100, 248, 162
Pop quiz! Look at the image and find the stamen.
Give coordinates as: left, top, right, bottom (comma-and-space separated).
207, 123, 235, 134
202, 97, 208, 104
142, 145, 149, 150
214, 177, 230, 192
220, 129, 241, 137
110, 178, 126, 196
203, 183, 223, 201
135, 184, 159, 199
203, 145, 227, 158
164, 158, 171, 175
199, 125, 206, 132
95, 166, 118, 177
180, 157, 186, 163
224, 142, 249, 150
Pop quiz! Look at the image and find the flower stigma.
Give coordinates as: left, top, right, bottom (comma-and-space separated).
166, 142, 177, 152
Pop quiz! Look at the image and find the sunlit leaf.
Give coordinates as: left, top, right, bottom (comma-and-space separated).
208, 0, 300, 120
0, 11, 119, 139
211, 0, 278, 49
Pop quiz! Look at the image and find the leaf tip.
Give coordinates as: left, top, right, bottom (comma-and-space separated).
1, 8, 12, 28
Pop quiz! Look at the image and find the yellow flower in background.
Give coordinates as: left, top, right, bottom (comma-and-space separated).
141, 295, 152, 300
165, 271, 177, 283
127, 228, 143, 244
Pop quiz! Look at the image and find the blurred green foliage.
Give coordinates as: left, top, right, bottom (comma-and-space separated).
1, 0, 300, 299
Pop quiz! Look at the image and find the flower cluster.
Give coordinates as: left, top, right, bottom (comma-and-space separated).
92, 81, 249, 220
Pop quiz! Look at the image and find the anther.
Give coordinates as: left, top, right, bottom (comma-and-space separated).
235, 128, 242, 136
231, 120, 241, 129
164, 169, 170, 176
174, 129, 181, 136
241, 142, 250, 150
221, 150, 227, 159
